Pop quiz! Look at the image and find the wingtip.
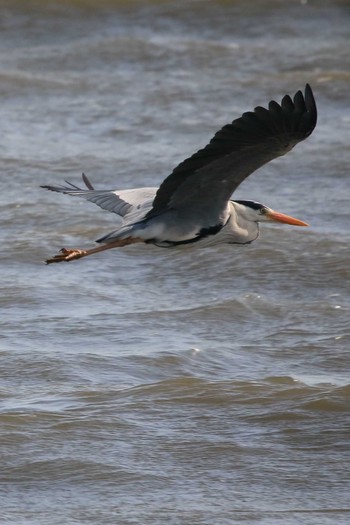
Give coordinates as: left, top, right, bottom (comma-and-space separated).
82, 172, 95, 190
304, 83, 317, 128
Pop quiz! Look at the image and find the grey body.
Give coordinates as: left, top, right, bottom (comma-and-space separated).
42, 85, 317, 253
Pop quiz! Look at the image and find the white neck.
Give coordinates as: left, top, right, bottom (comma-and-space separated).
224, 201, 260, 244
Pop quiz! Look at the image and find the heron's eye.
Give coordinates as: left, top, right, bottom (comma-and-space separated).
259, 207, 268, 215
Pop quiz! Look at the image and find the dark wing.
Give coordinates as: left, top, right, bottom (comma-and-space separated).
146, 84, 317, 219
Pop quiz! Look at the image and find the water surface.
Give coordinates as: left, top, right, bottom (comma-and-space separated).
1, 1, 350, 524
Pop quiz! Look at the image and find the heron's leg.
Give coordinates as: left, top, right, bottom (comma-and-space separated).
45, 237, 143, 264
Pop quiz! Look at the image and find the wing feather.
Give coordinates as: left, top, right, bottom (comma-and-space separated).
41, 176, 157, 218
146, 84, 317, 219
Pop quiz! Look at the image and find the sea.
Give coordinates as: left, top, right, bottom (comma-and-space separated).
1, 1, 349, 524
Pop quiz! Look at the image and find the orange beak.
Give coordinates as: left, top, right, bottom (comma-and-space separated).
266, 209, 309, 227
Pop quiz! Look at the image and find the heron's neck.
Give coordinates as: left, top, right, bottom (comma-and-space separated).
228, 201, 260, 244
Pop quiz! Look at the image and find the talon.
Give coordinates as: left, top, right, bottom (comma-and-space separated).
45, 248, 87, 264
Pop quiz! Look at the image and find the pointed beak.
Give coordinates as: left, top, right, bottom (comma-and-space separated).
265, 209, 309, 227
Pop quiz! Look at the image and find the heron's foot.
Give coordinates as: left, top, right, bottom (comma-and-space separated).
46, 248, 87, 264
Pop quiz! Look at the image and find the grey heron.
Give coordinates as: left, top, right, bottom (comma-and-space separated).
42, 84, 317, 264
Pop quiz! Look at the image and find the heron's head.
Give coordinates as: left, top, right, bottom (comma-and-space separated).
233, 200, 309, 227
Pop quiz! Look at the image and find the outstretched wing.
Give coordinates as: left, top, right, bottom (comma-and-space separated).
146, 84, 317, 219
41, 175, 157, 218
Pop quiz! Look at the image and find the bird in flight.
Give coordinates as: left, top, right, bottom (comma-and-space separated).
42, 84, 317, 264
